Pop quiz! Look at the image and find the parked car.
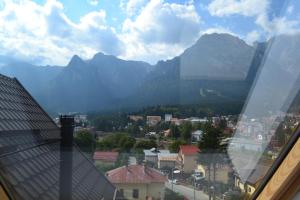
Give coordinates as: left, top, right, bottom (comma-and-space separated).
168, 179, 179, 184
192, 172, 205, 181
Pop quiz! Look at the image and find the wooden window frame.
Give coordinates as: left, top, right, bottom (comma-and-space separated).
251, 128, 300, 200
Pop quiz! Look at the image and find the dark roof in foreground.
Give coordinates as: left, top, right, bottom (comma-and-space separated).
0, 74, 116, 200
106, 164, 167, 184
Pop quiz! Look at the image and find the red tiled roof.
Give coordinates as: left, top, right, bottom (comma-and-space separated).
180, 145, 200, 155
106, 165, 167, 184
93, 151, 119, 162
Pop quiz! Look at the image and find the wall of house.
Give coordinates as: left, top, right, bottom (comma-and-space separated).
115, 182, 165, 200
158, 160, 175, 169
183, 155, 198, 173
94, 160, 115, 167
145, 155, 158, 164
212, 165, 230, 184
196, 164, 206, 177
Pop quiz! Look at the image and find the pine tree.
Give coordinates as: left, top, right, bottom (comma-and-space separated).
198, 122, 226, 200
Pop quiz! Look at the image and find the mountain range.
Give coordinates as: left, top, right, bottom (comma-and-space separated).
0, 33, 278, 114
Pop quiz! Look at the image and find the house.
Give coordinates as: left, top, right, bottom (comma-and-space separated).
0, 74, 117, 200
163, 129, 171, 137
185, 117, 208, 125
177, 145, 200, 173
93, 151, 119, 167
157, 153, 178, 169
230, 137, 264, 151
197, 163, 231, 184
164, 114, 172, 122
145, 131, 157, 138
146, 116, 162, 126
107, 164, 167, 200
192, 130, 203, 142
129, 115, 144, 122
234, 164, 270, 196
74, 114, 88, 124
170, 118, 184, 126
143, 148, 170, 166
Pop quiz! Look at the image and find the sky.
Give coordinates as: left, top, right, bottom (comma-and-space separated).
0, 0, 299, 66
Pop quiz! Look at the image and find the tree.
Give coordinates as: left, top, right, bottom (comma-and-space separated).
128, 123, 141, 137
180, 121, 192, 142
198, 122, 226, 200
168, 140, 186, 153
134, 140, 157, 150
74, 130, 95, 152
170, 123, 180, 138
96, 133, 136, 152
219, 117, 227, 130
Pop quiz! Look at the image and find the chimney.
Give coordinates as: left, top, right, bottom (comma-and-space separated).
59, 115, 74, 200
60, 115, 74, 147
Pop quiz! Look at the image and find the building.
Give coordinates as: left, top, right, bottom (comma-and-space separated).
170, 118, 184, 126
164, 114, 172, 122
129, 115, 144, 122
230, 137, 264, 151
107, 165, 167, 200
234, 164, 270, 196
93, 151, 119, 167
192, 130, 203, 142
146, 116, 162, 126
163, 129, 171, 137
197, 163, 231, 184
157, 153, 178, 169
0, 74, 117, 200
143, 148, 170, 166
74, 114, 88, 124
185, 117, 208, 125
177, 145, 200, 173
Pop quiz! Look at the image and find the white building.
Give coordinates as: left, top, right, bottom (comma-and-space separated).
158, 153, 178, 169
192, 130, 203, 142
143, 148, 170, 165
165, 114, 172, 122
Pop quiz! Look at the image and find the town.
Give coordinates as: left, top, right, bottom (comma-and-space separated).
54, 108, 299, 200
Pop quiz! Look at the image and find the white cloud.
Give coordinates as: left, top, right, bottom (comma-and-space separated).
208, 0, 300, 36
201, 27, 236, 36
87, 0, 99, 6
0, 0, 203, 65
287, 5, 294, 14
120, 0, 201, 63
256, 14, 300, 35
245, 30, 260, 45
0, 0, 123, 65
208, 0, 269, 17
120, 0, 148, 16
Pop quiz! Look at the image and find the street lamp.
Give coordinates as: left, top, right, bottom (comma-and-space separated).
209, 186, 215, 200
193, 177, 196, 200
171, 168, 180, 191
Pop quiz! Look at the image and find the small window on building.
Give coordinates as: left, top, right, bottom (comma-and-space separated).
248, 187, 251, 193
133, 189, 139, 199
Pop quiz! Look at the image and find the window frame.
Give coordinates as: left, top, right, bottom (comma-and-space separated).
252, 127, 300, 199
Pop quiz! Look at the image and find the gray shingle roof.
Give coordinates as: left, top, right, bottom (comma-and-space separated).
0, 74, 117, 200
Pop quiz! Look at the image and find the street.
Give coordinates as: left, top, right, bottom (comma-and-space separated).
166, 182, 209, 200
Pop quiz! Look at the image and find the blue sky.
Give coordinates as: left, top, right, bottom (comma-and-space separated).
0, 0, 299, 65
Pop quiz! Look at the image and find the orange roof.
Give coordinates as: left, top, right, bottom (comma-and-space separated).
106, 165, 167, 184
180, 145, 200, 155
93, 151, 119, 162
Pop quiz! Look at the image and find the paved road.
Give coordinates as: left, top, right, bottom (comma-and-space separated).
166, 182, 209, 200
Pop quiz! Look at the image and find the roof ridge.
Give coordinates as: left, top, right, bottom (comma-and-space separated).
0, 73, 14, 80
